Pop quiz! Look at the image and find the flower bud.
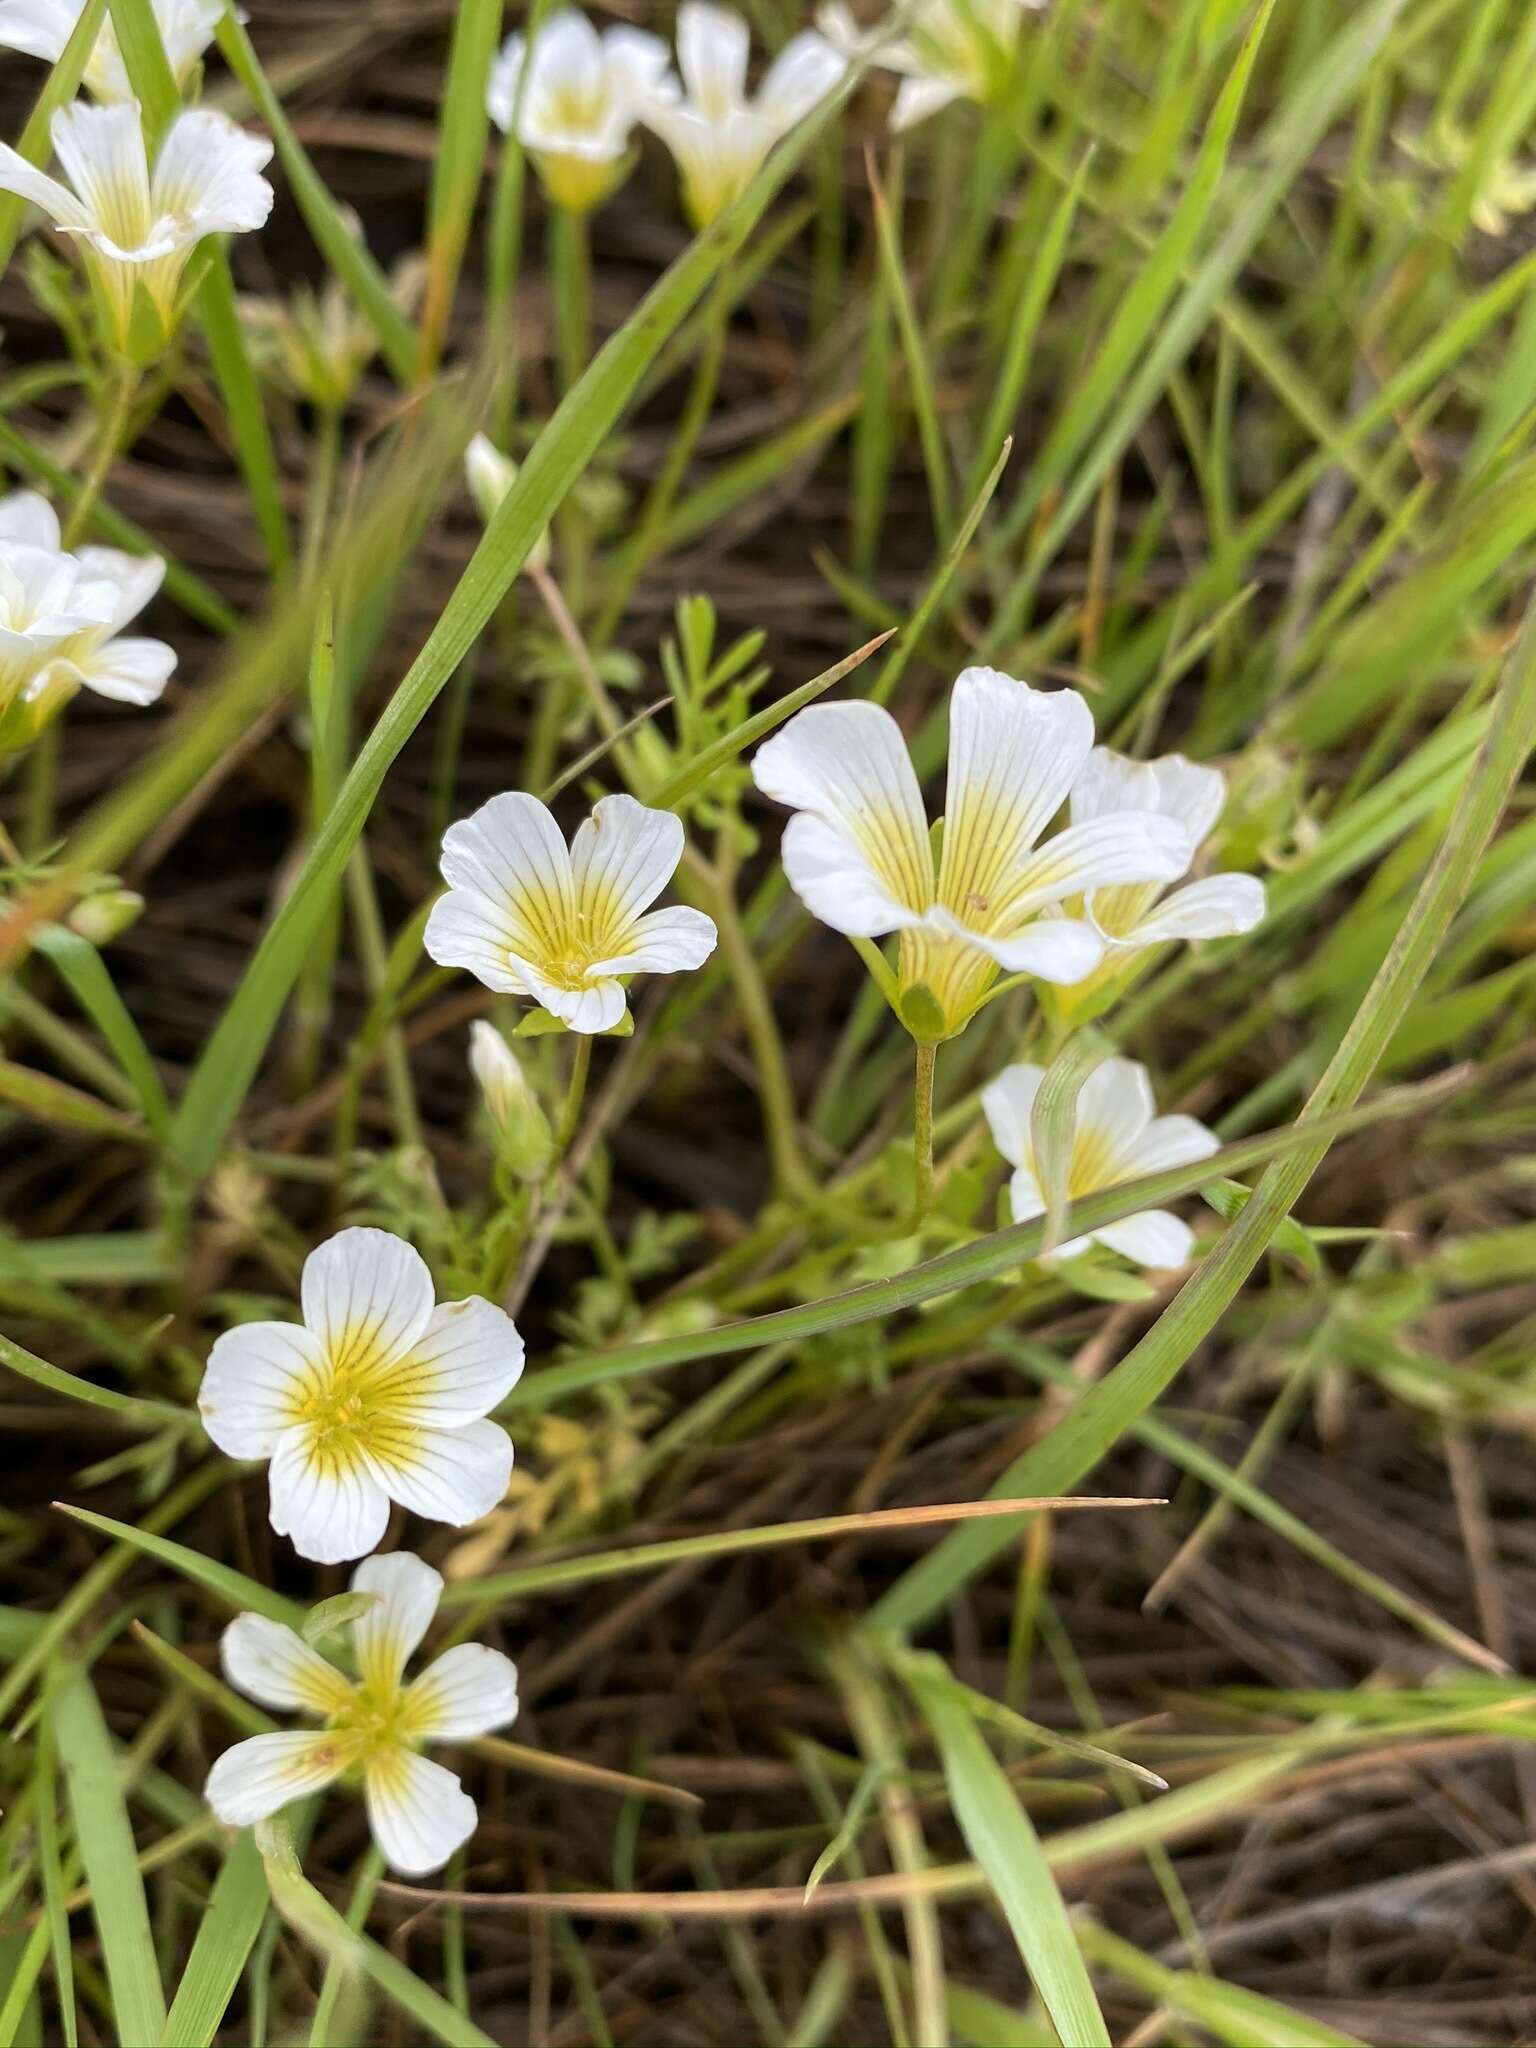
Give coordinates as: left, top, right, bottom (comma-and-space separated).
68, 887, 145, 944
469, 1021, 553, 1181
464, 434, 550, 570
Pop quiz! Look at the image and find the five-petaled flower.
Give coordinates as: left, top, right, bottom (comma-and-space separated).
640, 2, 846, 228
198, 1227, 524, 1564
982, 1055, 1218, 1269
751, 666, 1191, 1042
0, 0, 220, 104
487, 8, 675, 214
0, 490, 174, 735
820, 0, 1044, 131
424, 791, 718, 1035
0, 99, 273, 352
205, 1552, 519, 1875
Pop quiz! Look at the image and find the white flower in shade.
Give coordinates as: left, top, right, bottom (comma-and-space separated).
641, 2, 846, 227
751, 667, 1192, 1042
487, 8, 674, 213
198, 1228, 524, 1565
206, 1552, 518, 1876
982, 1056, 1218, 1268
0, 100, 273, 349
424, 792, 719, 1035
820, 0, 1043, 131
468, 1020, 553, 1181
463, 433, 550, 570
1068, 747, 1265, 955
0, 491, 173, 723
0, 0, 220, 103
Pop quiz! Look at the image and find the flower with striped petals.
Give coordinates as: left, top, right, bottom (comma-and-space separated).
751, 666, 1192, 1042
819, 0, 1044, 131
198, 1228, 524, 1565
487, 8, 674, 213
982, 1056, 1218, 1269
205, 1552, 518, 1876
0, 99, 272, 351
0, 0, 220, 104
424, 791, 718, 1035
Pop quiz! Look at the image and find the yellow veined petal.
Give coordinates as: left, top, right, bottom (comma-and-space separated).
350, 1551, 444, 1696
205, 1729, 357, 1827
363, 1747, 478, 1875
220, 1615, 355, 1718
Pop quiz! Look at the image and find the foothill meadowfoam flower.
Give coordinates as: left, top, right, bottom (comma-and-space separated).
982, 1055, 1218, 1268
424, 791, 719, 1035
0, 490, 174, 732
819, 0, 1044, 131
205, 1551, 518, 1875
468, 1019, 554, 1180
487, 8, 674, 213
198, 1227, 524, 1564
640, 2, 846, 227
0, 0, 220, 104
463, 433, 551, 570
0, 99, 273, 350
750, 666, 1192, 1042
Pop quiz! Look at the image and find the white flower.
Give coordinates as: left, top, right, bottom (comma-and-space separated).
198, 1227, 524, 1565
424, 791, 719, 1035
982, 1056, 1218, 1269
0, 490, 174, 723
205, 1552, 518, 1876
468, 1020, 553, 1180
1068, 747, 1265, 954
488, 8, 674, 213
464, 433, 550, 570
0, 0, 220, 104
641, 3, 846, 228
820, 0, 1043, 131
751, 666, 1192, 1041
0, 100, 273, 348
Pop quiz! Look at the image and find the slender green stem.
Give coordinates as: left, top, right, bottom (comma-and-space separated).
910, 1042, 937, 1229
550, 203, 590, 396
554, 1031, 593, 1157
595, 263, 732, 644
62, 364, 139, 548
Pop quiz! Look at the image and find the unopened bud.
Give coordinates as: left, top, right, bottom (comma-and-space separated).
464, 434, 550, 570
68, 887, 145, 944
469, 1021, 553, 1180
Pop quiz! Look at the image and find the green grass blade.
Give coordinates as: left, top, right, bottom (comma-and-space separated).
169, 74, 858, 1181
420, 0, 504, 368
53, 1668, 168, 2045
55, 1503, 306, 1627
1082, 1924, 1368, 2048
195, 259, 292, 575
905, 1661, 1109, 2048
159, 1834, 270, 2048
31, 926, 172, 1140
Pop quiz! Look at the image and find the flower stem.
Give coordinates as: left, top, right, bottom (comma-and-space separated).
549, 203, 590, 397
910, 1041, 937, 1230
63, 364, 139, 548
554, 1032, 593, 1158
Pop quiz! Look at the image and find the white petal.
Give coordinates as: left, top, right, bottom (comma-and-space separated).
1068, 745, 1159, 825
937, 670, 1094, 920
368, 1418, 514, 1528
268, 1431, 391, 1565
1122, 1111, 1220, 1178
1113, 872, 1265, 947
350, 1551, 443, 1692
569, 793, 683, 940
520, 965, 628, 1034
1148, 754, 1226, 845
206, 1732, 347, 1827
603, 25, 675, 101
70, 635, 175, 705
971, 813, 1192, 933
1075, 1057, 1157, 1173
364, 1749, 478, 1876
51, 101, 153, 248
406, 1643, 519, 1743
587, 903, 717, 976
401, 1295, 525, 1426
72, 545, 162, 631
1008, 1165, 1047, 1228
0, 490, 60, 548
486, 33, 526, 130
299, 1226, 435, 1367
0, 0, 71, 65
1093, 1210, 1195, 1269
423, 891, 533, 995
753, 700, 932, 922
221, 1615, 352, 1716
979, 1062, 1044, 1169
438, 792, 575, 959
935, 907, 1106, 984
678, 1, 750, 113
757, 31, 845, 127
891, 74, 961, 128
151, 108, 273, 236
0, 139, 90, 231
198, 1319, 323, 1459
